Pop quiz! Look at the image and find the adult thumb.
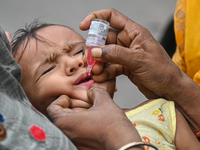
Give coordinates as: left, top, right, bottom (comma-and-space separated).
88, 87, 114, 108
91, 44, 135, 66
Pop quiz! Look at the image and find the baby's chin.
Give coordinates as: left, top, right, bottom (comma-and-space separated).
70, 98, 92, 110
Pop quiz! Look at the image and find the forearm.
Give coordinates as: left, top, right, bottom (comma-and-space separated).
166, 71, 200, 132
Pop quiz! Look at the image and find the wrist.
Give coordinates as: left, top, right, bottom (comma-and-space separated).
119, 142, 158, 150
165, 70, 188, 100
103, 117, 142, 150
166, 71, 200, 131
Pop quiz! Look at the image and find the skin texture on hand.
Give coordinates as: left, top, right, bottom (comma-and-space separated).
80, 8, 179, 99
80, 8, 200, 132
47, 87, 143, 150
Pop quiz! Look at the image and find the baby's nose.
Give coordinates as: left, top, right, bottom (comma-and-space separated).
66, 58, 84, 76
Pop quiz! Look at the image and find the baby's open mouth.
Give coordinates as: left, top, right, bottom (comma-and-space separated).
77, 77, 91, 85
75, 73, 92, 85
75, 73, 95, 88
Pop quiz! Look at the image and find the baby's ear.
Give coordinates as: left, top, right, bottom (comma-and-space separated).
5, 32, 12, 44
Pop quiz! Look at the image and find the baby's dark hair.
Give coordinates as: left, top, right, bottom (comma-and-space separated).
12, 20, 55, 61
12, 20, 73, 61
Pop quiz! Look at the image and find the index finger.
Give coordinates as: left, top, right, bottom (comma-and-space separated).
79, 8, 130, 31
80, 8, 140, 47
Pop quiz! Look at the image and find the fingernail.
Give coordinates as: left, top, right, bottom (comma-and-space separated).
91, 48, 102, 58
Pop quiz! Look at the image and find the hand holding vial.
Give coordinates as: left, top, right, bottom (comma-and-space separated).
86, 19, 110, 76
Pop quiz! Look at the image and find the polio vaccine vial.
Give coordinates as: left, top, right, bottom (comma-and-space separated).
86, 19, 110, 76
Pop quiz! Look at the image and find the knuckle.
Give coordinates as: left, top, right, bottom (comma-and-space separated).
108, 8, 116, 12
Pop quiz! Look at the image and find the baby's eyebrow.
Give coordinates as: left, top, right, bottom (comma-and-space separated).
46, 52, 59, 62
67, 41, 85, 47
63, 42, 86, 52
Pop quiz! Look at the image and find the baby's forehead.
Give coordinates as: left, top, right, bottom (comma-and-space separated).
38, 25, 75, 35
15, 24, 84, 63
37, 25, 84, 44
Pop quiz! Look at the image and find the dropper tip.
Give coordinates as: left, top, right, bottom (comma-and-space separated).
87, 72, 91, 76
87, 65, 92, 76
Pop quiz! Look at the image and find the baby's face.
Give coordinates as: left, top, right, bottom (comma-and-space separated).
17, 25, 111, 116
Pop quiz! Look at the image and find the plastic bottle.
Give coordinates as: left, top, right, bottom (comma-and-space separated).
86, 19, 110, 76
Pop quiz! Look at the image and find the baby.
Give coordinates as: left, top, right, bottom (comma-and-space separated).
11, 21, 199, 150
11, 21, 115, 116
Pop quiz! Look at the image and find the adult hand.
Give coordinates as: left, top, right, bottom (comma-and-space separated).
80, 9, 200, 132
80, 8, 182, 100
94, 78, 116, 99
47, 87, 142, 150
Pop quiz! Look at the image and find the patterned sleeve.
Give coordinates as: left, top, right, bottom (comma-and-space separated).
0, 26, 77, 150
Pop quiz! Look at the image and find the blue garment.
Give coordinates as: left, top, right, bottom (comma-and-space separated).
0, 27, 76, 150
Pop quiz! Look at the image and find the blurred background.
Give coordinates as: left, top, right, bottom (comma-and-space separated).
0, 0, 177, 108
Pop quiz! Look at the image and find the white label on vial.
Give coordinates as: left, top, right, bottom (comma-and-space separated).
88, 21, 109, 39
